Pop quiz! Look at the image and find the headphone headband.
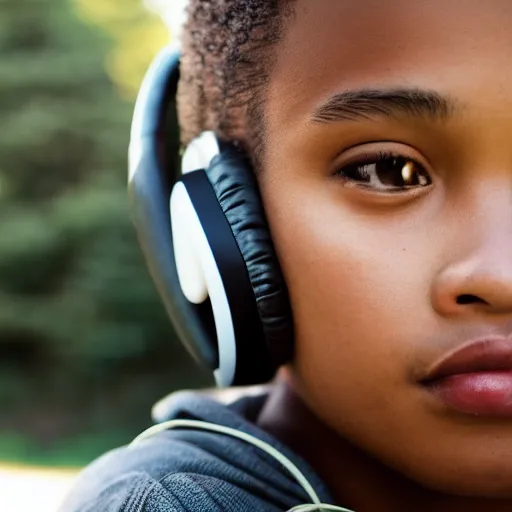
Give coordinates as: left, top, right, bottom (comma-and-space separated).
129, 45, 180, 182
129, 46, 219, 371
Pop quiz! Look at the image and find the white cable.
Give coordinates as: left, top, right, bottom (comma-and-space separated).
289, 505, 353, 512
130, 419, 355, 512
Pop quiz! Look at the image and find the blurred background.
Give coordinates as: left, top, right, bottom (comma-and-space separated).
0, 0, 211, 509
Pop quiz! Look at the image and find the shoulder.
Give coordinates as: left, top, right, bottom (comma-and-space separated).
59, 426, 281, 512
58, 388, 322, 512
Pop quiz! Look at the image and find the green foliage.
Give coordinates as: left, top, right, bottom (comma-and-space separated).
0, 0, 210, 465
75, 0, 170, 97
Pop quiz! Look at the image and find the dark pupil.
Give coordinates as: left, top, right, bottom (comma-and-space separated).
375, 156, 418, 186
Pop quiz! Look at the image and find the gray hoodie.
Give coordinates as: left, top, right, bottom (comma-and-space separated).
59, 389, 335, 511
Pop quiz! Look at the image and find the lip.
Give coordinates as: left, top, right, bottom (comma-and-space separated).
421, 337, 512, 417
423, 337, 512, 383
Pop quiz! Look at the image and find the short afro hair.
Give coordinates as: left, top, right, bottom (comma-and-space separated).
177, 0, 295, 168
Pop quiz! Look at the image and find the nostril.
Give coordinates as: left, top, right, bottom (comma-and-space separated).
456, 294, 488, 306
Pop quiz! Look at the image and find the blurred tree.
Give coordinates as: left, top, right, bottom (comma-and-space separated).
0, 0, 209, 463
75, 0, 170, 97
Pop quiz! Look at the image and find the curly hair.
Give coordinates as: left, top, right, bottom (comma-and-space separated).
177, 0, 295, 170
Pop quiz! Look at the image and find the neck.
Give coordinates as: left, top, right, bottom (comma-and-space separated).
257, 370, 512, 512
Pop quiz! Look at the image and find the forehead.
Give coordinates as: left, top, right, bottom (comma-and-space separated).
268, 0, 512, 127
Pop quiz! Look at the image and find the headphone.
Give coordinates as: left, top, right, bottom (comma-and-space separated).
128, 45, 294, 387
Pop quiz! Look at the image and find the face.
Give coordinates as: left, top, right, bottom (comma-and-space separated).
259, 0, 512, 497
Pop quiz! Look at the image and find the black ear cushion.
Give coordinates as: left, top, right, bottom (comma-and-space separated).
205, 145, 294, 370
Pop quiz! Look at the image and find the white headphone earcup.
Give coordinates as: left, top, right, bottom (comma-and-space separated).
181, 131, 220, 175
171, 131, 220, 303
170, 179, 237, 387
170, 183, 208, 304
169, 131, 292, 386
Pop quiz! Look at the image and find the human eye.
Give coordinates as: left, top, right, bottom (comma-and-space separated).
334, 150, 432, 193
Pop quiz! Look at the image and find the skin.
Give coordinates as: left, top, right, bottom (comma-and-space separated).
252, 0, 512, 510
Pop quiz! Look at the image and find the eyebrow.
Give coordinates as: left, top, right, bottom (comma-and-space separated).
312, 88, 457, 124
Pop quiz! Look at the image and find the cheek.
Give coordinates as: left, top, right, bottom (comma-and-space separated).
260, 176, 432, 427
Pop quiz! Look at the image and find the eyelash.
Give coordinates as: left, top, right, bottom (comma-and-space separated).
333, 150, 432, 193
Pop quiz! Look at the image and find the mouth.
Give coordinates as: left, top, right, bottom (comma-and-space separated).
421, 337, 512, 417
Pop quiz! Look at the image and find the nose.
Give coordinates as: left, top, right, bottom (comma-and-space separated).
432, 210, 512, 318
